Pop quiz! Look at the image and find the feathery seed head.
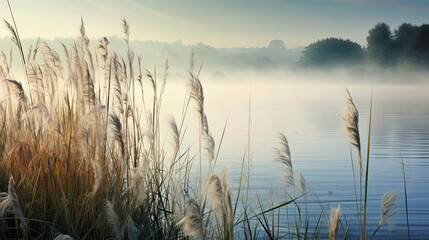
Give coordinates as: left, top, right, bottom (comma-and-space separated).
274, 133, 294, 196
105, 200, 120, 240
177, 198, 206, 240
0, 176, 27, 232
342, 88, 362, 174
298, 172, 306, 196
379, 191, 398, 226
329, 205, 341, 240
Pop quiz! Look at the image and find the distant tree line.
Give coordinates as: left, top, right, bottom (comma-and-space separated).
367, 23, 429, 66
298, 38, 364, 67
299, 22, 429, 68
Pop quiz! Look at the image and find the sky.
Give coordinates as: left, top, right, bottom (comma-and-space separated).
0, 0, 429, 48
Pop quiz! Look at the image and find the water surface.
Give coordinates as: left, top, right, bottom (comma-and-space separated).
160, 77, 429, 239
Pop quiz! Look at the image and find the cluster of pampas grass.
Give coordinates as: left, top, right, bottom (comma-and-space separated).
0, 5, 403, 239
0, 12, 244, 238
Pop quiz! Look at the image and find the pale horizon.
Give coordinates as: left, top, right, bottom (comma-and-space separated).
1, 0, 429, 49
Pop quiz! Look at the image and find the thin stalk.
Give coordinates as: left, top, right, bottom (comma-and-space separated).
235, 196, 300, 226
349, 147, 361, 238
284, 191, 291, 240
369, 224, 381, 240
213, 118, 228, 168
6, 1, 33, 105
245, 83, 252, 238
401, 156, 410, 240
363, 85, 373, 239
104, 58, 112, 166
233, 153, 246, 220
6, 0, 25, 65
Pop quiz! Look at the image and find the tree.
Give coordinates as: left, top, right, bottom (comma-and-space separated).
414, 24, 429, 59
366, 23, 393, 66
298, 38, 364, 67
390, 23, 429, 66
268, 40, 286, 49
394, 23, 417, 46
392, 23, 418, 64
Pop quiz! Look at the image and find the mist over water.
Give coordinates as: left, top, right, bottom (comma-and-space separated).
159, 72, 429, 239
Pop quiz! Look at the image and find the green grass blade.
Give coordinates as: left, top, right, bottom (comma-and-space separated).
363, 84, 373, 240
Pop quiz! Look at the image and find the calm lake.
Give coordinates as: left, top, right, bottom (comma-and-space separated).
159, 73, 429, 239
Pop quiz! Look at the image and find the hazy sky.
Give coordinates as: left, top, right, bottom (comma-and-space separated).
1, 0, 428, 48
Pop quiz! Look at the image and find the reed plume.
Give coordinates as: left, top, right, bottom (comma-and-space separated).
61, 42, 72, 76
0, 176, 27, 233
207, 174, 224, 218
3, 20, 19, 52
177, 198, 206, 240
170, 116, 179, 146
52, 229, 75, 240
112, 54, 125, 114
0, 50, 10, 78
4, 79, 27, 104
96, 37, 109, 66
88, 159, 102, 197
188, 71, 215, 166
205, 173, 233, 239
121, 215, 139, 240
79, 18, 94, 76
274, 133, 294, 196
132, 152, 150, 206
105, 200, 121, 240
370, 191, 398, 239
379, 191, 398, 226
298, 172, 306, 196
329, 205, 341, 240
53, 234, 75, 240
24, 102, 53, 126
343, 88, 361, 174
108, 113, 125, 158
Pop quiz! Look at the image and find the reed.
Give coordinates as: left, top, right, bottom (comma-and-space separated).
329, 205, 341, 240
369, 191, 398, 240
343, 88, 363, 238
401, 157, 410, 240
363, 86, 374, 239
